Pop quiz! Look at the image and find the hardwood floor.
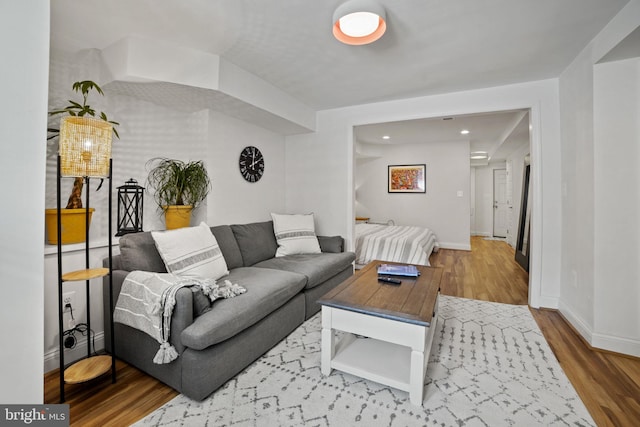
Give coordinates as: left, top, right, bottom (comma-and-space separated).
44, 359, 177, 426
44, 236, 640, 426
431, 236, 529, 305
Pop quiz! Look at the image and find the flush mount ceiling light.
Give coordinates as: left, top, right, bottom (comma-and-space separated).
460, 129, 470, 135
333, 0, 387, 45
470, 151, 488, 160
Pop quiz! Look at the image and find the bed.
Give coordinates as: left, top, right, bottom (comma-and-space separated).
354, 223, 439, 268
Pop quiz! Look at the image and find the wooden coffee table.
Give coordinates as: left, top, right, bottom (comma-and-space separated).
318, 260, 442, 406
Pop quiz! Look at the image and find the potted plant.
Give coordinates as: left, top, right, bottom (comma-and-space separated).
146, 158, 212, 229
45, 80, 120, 244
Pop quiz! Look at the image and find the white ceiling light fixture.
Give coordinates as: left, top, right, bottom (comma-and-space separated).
470, 151, 488, 160
382, 135, 390, 140
333, 0, 387, 45
460, 129, 470, 135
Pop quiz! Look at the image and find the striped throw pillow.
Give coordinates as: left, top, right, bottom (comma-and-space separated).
271, 213, 321, 257
151, 222, 229, 280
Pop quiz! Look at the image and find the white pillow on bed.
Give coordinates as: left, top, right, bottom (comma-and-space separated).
151, 222, 229, 280
271, 213, 321, 257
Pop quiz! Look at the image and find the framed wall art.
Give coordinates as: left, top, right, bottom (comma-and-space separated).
388, 164, 426, 193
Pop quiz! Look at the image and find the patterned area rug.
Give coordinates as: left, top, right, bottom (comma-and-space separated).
134, 296, 594, 426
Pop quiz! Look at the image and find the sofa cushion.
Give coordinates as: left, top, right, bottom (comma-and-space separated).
253, 252, 355, 289
271, 213, 321, 257
152, 222, 229, 280
317, 235, 344, 253
119, 232, 167, 273
180, 267, 306, 350
210, 225, 243, 270
231, 221, 278, 266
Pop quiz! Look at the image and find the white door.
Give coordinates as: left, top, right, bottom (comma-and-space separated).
493, 169, 508, 237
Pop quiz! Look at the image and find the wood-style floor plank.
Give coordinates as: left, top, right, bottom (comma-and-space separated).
431, 236, 530, 305
44, 359, 177, 426
44, 236, 640, 426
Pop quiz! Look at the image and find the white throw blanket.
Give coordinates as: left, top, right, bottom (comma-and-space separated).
114, 271, 246, 364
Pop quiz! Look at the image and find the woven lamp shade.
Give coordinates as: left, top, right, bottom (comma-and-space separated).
59, 116, 113, 177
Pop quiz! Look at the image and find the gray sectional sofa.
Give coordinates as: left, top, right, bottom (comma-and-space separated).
102, 220, 355, 400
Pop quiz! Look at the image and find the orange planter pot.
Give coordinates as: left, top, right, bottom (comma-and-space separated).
164, 205, 192, 230
45, 208, 95, 245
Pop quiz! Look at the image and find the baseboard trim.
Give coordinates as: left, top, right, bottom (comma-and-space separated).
592, 333, 640, 358
438, 242, 472, 251
535, 295, 559, 310
558, 301, 640, 358
558, 301, 592, 343
44, 332, 105, 373
471, 232, 491, 237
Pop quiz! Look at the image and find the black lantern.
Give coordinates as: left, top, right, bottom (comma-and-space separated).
116, 178, 144, 236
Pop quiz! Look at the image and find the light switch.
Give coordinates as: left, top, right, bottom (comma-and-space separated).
457, 190, 464, 197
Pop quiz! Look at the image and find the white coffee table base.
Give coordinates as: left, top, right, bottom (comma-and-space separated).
321, 295, 439, 406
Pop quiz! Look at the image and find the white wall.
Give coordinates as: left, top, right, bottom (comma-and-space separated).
207, 111, 286, 225
355, 141, 470, 249
593, 57, 640, 354
0, 1, 49, 403
285, 79, 562, 309
559, 45, 598, 338
558, 0, 640, 356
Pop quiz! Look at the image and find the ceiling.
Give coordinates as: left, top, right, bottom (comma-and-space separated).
49, 1, 630, 161
51, 0, 629, 111
355, 110, 530, 165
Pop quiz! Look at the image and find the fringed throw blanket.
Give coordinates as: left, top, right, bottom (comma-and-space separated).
114, 271, 246, 364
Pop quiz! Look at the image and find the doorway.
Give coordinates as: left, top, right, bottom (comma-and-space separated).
351, 106, 540, 307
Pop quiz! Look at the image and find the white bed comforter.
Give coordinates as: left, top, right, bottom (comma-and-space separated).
355, 223, 439, 267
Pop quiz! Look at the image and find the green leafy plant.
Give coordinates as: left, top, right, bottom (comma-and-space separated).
48, 80, 120, 139
146, 158, 212, 210
48, 80, 120, 208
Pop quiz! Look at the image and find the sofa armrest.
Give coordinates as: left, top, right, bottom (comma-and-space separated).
317, 235, 344, 253
102, 260, 195, 355
103, 254, 123, 270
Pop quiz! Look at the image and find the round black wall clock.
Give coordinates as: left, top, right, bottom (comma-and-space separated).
239, 146, 265, 183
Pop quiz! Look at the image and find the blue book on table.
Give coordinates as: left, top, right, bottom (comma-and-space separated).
377, 264, 420, 277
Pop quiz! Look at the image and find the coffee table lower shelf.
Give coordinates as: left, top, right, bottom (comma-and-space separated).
331, 335, 414, 393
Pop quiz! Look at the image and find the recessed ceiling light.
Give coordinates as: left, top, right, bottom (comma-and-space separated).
470, 155, 486, 160
382, 135, 390, 140
460, 129, 470, 135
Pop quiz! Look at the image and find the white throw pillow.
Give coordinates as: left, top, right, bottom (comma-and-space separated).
271, 213, 321, 257
151, 222, 229, 280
